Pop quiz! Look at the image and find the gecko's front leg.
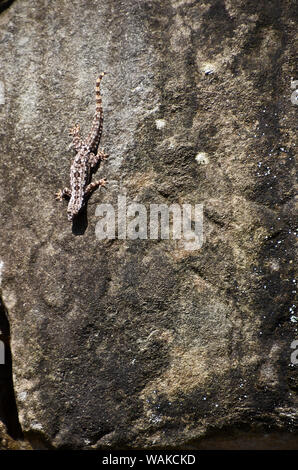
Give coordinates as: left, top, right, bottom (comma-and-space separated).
55, 187, 71, 201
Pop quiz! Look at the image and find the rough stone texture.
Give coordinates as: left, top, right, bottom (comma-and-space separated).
0, 0, 297, 449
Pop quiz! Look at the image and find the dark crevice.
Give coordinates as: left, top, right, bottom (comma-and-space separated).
0, 0, 15, 14
0, 295, 23, 439
183, 427, 298, 450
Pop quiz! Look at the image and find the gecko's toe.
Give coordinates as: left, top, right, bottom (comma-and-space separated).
69, 123, 80, 135
55, 190, 63, 201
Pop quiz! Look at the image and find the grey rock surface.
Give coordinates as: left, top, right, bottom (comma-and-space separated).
0, 0, 297, 449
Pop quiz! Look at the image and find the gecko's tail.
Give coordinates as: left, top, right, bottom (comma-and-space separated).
95, 72, 106, 114
86, 72, 106, 151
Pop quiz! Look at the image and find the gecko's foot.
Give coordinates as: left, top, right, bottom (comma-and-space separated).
69, 123, 80, 136
99, 178, 107, 187
97, 148, 109, 161
101, 151, 109, 161
55, 188, 71, 200
55, 190, 63, 201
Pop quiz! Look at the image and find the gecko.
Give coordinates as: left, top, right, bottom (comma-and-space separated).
56, 72, 108, 221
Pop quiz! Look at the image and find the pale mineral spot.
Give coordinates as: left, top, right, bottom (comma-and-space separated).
201, 62, 216, 75
155, 119, 166, 129
17, 391, 27, 402
18, 36, 29, 47
31, 422, 43, 431
2, 289, 17, 310
0, 260, 4, 284
195, 152, 209, 165
0, 81, 4, 105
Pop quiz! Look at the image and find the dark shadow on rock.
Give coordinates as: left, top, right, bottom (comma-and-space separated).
0, 0, 15, 14
71, 206, 88, 235
0, 297, 23, 439
71, 187, 105, 235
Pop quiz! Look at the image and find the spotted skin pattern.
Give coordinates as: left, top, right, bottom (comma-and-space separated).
56, 73, 108, 221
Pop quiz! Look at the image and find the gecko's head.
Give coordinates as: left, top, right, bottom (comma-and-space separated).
67, 207, 80, 222
67, 203, 84, 221
67, 194, 85, 222
67, 208, 81, 221
67, 211, 74, 222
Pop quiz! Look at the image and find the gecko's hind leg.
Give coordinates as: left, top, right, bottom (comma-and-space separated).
69, 123, 85, 152
55, 187, 71, 201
